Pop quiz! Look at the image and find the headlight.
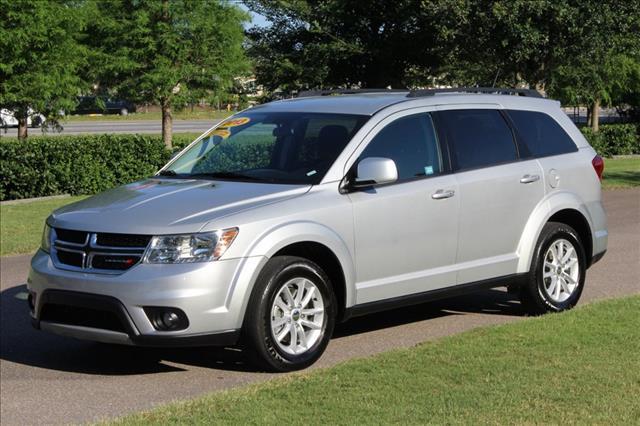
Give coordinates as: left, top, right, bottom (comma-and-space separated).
41, 223, 52, 253
143, 228, 238, 264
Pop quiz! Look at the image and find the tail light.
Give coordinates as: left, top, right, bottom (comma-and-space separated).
592, 155, 604, 181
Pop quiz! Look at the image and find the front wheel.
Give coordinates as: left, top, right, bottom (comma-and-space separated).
520, 222, 586, 315
243, 256, 336, 372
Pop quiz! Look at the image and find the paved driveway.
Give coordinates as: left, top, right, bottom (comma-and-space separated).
1, 189, 638, 425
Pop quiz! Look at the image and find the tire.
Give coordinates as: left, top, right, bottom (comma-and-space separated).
119, 108, 129, 116
520, 222, 586, 315
243, 256, 336, 372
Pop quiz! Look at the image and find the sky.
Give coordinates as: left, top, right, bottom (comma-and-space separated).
237, 3, 271, 28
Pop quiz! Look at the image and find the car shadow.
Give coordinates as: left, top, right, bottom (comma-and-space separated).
334, 288, 523, 338
0, 284, 522, 375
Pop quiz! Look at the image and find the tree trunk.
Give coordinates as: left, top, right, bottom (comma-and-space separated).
161, 102, 172, 149
17, 117, 28, 140
591, 99, 600, 132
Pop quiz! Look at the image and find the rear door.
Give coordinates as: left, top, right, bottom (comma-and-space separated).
436, 107, 545, 284
505, 109, 580, 195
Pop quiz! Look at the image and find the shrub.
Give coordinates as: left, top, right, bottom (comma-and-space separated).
581, 123, 640, 157
0, 134, 177, 201
581, 128, 610, 156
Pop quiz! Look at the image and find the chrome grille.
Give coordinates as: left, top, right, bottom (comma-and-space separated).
52, 228, 151, 274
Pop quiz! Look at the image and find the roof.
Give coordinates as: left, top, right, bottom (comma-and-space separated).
250, 91, 557, 116
250, 93, 410, 115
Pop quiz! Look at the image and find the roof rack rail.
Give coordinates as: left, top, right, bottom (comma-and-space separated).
297, 88, 408, 98
407, 87, 543, 98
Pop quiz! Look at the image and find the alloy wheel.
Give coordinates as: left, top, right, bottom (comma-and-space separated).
542, 238, 580, 303
270, 277, 325, 355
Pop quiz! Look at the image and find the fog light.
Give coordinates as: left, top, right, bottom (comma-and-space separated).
143, 307, 189, 331
162, 311, 179, 328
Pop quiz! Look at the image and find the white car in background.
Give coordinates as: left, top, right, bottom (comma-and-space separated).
0, 108, 46, 127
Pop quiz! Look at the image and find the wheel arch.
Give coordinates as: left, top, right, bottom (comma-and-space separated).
240, 221, 356, 321
271, 241, 349, 321
517, 193, 595, 273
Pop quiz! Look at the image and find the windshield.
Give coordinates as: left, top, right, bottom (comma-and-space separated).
162, 112, 368, 184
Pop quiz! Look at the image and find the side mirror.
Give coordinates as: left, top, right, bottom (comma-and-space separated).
353, 157, 398, 188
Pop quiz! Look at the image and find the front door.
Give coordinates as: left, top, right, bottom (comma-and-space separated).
348, 112, 460, 304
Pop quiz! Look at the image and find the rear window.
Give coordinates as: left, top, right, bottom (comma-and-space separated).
438, 109, 518, 170
507, 110, 578, 157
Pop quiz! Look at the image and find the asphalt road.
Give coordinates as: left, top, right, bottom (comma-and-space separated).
1, 189, 639, 425
1, 119, 218, 137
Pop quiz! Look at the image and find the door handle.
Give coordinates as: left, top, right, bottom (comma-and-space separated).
520, 174, 540, 184
431, 189, 455, 200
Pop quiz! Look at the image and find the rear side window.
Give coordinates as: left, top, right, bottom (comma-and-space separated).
359, 113, 442, 181
507, 110, 577, 157
438, 109, 517, 170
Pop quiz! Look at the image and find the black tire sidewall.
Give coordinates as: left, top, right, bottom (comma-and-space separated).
246, 257, 336, 371
531, 223, 586, 312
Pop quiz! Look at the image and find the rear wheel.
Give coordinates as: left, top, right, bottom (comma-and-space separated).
520, 222, 586, 315
243, 256, 336, 372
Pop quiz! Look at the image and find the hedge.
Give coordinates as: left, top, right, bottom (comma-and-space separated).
0, 134, 195, 201
580, 123, 640, 157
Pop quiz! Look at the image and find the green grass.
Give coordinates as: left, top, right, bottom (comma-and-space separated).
0, 196, 86, 256
602, 156, 640, 189
110, 296, 640, 425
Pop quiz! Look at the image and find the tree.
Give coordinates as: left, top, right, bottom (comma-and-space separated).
0, 0, 87, 139
245, 0, 467, 93
86, 0, 249, 148
550, 55, 640, 131
546, 1, 640, 131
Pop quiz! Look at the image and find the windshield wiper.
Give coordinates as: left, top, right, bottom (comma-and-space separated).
157, 169, 178, 176
190, 171, 265, 181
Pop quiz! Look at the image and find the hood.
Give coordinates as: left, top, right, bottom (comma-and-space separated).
50, 178, 310, 234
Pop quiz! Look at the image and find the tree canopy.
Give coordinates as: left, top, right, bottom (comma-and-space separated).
245, 0, 467, 92
246, 0, 640, 122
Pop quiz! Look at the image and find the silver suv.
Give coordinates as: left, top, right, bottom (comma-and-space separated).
28, 88, 608, 371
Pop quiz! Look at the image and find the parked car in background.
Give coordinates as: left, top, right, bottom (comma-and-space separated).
1, 108, 46, 127
29, 88, 607, 371
72, 96, 136, 116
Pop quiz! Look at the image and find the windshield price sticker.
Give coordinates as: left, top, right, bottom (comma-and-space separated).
219, 117, 251, 128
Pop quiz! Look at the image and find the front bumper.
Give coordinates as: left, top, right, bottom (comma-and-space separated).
28, 250, 266, 346
30, 290, 240, 346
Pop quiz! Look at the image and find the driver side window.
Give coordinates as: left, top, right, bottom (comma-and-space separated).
359, 113, 442, 182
